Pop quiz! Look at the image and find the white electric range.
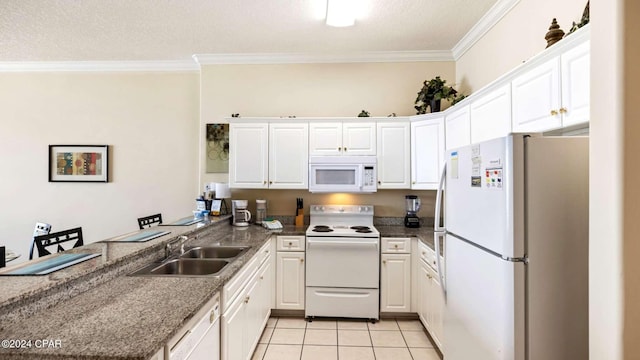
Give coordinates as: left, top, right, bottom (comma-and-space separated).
305, 205, 380, 321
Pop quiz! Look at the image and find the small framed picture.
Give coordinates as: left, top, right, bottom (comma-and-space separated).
49, 145, 109, 182
211, 200, 222, 216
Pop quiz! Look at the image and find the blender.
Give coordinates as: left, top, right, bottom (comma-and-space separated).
404, 195, 421, 228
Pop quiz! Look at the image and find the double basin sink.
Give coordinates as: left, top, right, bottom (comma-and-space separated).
131, 246, 250, 277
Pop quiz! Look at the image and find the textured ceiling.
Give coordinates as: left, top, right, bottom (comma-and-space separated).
0, 0, 498, 62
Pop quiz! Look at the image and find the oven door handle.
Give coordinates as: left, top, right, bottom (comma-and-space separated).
306, 239, 379, 247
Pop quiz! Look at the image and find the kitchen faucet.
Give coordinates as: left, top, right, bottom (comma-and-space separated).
165, 235, 189, 259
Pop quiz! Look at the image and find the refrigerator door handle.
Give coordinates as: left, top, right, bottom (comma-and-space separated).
435, 231, 446, 300
434, 162, 446, 232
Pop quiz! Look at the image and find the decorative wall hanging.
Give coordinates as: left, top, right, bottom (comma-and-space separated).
49, 145, 109, 182
206, 124, 230, 173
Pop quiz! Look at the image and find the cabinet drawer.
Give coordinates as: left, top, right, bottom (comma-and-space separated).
381, 237, 411, 253
258, 238, 273, 265
419, 242, 437, 270
277, 236, 305, 251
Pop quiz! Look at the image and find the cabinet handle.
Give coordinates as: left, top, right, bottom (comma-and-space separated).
559, 107, 567, 114
427, 274, 433, 279
263, 181, 267, 185
394, 244, 399, 249
382, 260, 386, 264
550, 109, 559, 116
300, 258, 304, 263
288, 242, 292, 246
210, 309, 216, 323
269, 181, 273, 184
422, 251, 426, 255
344, 147, 348, 151
260, 275, 264, 280
245, 296, 250, 304
378, 181, 381, 185
338, 147, 342, 151
412, 181, 416, 184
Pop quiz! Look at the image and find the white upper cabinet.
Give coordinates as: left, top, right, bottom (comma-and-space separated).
377, 121, 411, 189
512, 28, 590, 132
511, 58, 562, 132
410, 115, 445, 190
560, 40, 590, 127
229, 122, 269, 189
470, 84, 512, 144
230, 121, 308, 189
445, 105, 471, 151
309, 121, 376, 156
269, 123, 309, 189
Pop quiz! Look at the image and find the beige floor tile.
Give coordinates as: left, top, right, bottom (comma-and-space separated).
259, 327, 274, 344
304, 329, 338, 345
337, 330, 372, 346
370, 330, 406, 347
266, 317, 278, 328
396, 319, 425, 331
337, 320, 368, 330
368, 319, 399, 331
306, 319, 337, 329
301, 345, 338, 360
276, 317, 308, 329
373, 347, 413, 360
338, 346, 375, 360
263, 344, 302, 360
402, 330, 433, 348
251, 343, 267, 360
269, 328, 305, 345
409, 347, 441, 359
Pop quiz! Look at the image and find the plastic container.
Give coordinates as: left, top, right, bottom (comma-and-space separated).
256, 199, 267, 224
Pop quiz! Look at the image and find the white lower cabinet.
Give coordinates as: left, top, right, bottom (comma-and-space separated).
221, 239, 273, 360
417, 241, 444, 351
166, 293, 221, 360
380, 237, 411, 313
276, 251, 305, 310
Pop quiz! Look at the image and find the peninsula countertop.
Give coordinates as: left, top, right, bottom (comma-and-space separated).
0, 221, 436, 359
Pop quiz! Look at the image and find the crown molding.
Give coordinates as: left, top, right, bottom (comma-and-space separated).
451, 0, 521, 60
192, 50, 454, 65
0, 60, 199, 72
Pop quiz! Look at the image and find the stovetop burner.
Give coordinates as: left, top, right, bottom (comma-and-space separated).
312, 225, 334, 233
350, 226, 371, 231
355, 229, 373, 233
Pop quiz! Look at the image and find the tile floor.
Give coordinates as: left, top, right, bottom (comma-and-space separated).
251, 317, 441, 360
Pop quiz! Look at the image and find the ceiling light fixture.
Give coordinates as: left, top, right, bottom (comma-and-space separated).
326, 0, 356, 27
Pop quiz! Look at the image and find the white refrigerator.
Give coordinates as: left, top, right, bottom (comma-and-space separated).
434, 134, 589, 360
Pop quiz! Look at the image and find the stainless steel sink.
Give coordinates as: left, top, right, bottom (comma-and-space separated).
131, 259, 229, 276
180, 246, 249, 259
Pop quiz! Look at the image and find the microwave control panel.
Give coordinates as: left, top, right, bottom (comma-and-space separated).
363, 166, 376, 187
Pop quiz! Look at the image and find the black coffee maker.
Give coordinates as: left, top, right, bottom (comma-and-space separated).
404, 195, 421, 228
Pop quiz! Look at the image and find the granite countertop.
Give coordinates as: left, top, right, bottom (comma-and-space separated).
0, 221, 436, 359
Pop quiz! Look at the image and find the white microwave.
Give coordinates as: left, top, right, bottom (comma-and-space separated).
308, 156, 377, 193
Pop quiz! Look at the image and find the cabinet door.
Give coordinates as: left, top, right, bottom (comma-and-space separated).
470, 84, 512, 144
221, 294, 245, 360
309, 122, 342, 156
426, 264, 444, 350
343, 122, 376, 155
257, 258, 273, 331
187, 319, 220, 360
411, 116, 444, 190
269, 123, 309, 189
380, 253, 411, 312
561, 40, 590, 127
377, 121, 410, 189
244, 272, 262, 360
511, 58, 562, 132
276, 252, 305, 310
418, 263, 430, 328
445, 105, 471, 150
229, 123, 269, 188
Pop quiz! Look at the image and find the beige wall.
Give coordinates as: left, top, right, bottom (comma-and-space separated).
455, 0, 586, 94
0, 72, 200, 264
199, 62, 455, 217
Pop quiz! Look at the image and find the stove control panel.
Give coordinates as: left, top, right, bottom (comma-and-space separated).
310, 205, 374, 215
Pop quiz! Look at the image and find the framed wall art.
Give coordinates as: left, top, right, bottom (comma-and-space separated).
205, 124, 229, 173
49, 145, 109, 182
